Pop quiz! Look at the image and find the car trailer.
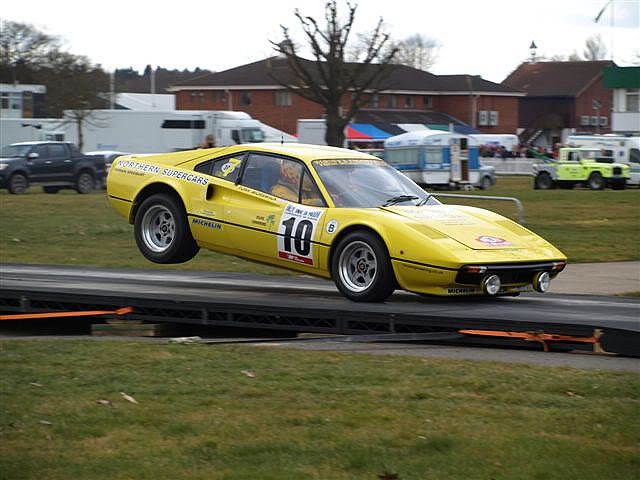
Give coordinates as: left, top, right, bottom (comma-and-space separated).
1, 266, 638, 357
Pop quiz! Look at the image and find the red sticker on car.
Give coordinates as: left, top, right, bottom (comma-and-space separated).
476, 235, 512, 247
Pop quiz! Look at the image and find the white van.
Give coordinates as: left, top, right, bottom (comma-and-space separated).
567, 135, 640, 186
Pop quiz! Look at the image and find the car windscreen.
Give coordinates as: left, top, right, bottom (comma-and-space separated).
312, 158, 438, 208
1, 145, 32, 158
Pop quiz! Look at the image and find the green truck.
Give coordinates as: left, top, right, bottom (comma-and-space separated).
533, 147, 630, 190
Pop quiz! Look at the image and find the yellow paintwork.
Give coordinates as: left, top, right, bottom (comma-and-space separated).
107, 143, 566, 296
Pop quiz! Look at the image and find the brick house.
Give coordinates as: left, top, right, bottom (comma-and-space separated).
502, 60, 615, 148
168, 57, 523, 140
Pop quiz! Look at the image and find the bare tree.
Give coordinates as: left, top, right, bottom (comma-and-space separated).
584, 34, 608, 61
269, 1, 398, 146
392, 34, 439, 71
0, 19, 60, 83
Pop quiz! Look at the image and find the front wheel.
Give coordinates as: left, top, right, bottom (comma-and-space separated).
534, 172, 554, 190
134, 193, 199, 264
331, 231, 396, 302
8, 173, 28, 194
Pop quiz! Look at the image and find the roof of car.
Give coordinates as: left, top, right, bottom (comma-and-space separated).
237, 142, 379, 162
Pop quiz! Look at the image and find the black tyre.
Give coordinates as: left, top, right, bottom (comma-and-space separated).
8, 173, 28, 194
588, 172, 604, 190
43, 186, 61, 194
611, 181, 626, 190
478, 176, 492, 190
76, 171, 94, 194
331, 230, 395, 302
134, 193, 199, 264
534, 172, 554, 190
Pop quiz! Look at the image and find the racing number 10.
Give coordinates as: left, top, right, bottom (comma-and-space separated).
282, 217, 312, 256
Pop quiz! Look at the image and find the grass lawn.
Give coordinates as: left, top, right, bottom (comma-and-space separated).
0, 176, 638, 267
1, 340, 639, 480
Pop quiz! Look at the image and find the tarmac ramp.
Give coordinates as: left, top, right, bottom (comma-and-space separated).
1, 264, 639, 356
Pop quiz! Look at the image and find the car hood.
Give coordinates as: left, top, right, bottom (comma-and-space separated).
382, 204, 535, 250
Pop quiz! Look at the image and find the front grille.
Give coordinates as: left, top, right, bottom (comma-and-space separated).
455, 262, 558, 285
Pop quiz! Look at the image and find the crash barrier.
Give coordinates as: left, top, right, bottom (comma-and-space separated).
480, 158, 533, 175
433, 193, 525, 224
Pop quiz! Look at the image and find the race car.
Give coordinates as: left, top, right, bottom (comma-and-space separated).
106, 143, 566, 302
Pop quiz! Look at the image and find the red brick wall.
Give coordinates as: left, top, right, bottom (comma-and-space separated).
434, 95, 519, 133
574, 75, 612, 133
175, 89, 520, 135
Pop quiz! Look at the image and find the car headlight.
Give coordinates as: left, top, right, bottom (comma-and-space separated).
481, 274, 501, 296
0, 163, 8, 171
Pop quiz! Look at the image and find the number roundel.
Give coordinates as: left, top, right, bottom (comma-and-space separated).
277, 204, 323, 266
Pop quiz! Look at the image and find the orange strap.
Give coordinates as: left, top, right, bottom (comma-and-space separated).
459, 328, 604, 353
0, 306, 133, 321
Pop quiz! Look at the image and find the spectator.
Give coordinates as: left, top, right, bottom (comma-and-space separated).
200, 134, 215, 149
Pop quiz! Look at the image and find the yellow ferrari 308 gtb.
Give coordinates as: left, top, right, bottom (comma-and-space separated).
107, 143, 566, 302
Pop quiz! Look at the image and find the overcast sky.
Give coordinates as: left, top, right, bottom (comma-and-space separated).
3, 0, 639, 83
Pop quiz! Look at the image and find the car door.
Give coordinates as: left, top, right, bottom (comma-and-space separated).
46, 143, 72, 182
26, 144, 51, 182
227, 152, 327, 269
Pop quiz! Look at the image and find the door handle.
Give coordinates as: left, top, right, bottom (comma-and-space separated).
64, 160, 72, 163
45, 161, 52, 164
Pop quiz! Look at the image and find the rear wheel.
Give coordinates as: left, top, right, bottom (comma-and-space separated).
134, 193, 199, 264
8, 173, 28, 194
534, 172, 554, 190
331, 230, 396, 302
588, 172, 604, 190
76, 171, 94, 194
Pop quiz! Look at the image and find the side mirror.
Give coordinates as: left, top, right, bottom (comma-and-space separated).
27, 152, 39, 159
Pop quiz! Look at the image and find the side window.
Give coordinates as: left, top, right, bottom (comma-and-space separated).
48, 144, 66, 158
271, 158, 302, 202
240, 153, 304, 203
567, 151, 578, 162
31, 145, 47, 157
629, 148, 640, 164
211, 156, 243, 182
194, 154, 244, 183
301, 170, 326, 207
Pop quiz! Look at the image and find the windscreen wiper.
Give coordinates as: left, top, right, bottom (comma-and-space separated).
382, 195, 419, 207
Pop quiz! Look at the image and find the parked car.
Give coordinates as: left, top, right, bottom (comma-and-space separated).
107, 143, 566, 302
85, 150, 129, 187
533, 147, 629, 190
0, 141, 107, 194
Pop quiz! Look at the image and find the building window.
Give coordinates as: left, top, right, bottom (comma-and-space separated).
214, 91, 226, 103
423, 95, 432, 109
478, 111, 499, 126
240, 91, 252, 106
404, 95, 414, 108
388, 95, 397, 108
590, 116, 599, 126
367, 94, 379, 108
199, 92, 205, 104
599, 116, 608, 127
580, 115, 590, 126
0, 93, 8, 109
625, 88, 639, 112
275, 91, 292, 107
190, 92, 197, 103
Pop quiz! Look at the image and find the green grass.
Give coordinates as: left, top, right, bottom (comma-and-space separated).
0, 177, 638, 267
1, 340, 638, 479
